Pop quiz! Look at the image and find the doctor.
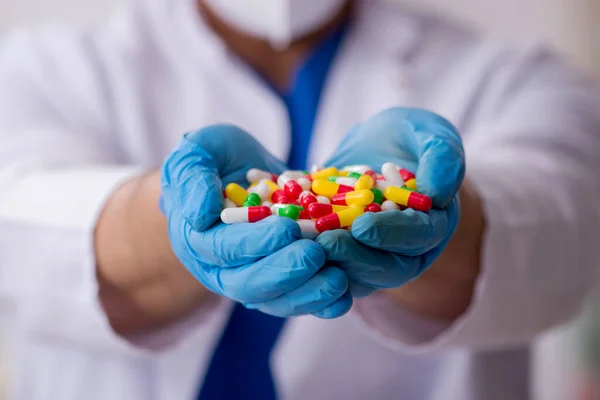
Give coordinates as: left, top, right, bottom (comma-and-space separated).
0, 0, 599, 399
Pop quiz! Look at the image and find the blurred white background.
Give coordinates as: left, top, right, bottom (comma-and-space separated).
0, 0, 596, 399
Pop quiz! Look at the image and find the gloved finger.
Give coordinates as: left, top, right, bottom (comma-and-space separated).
161, 133, 225, 232
351, 208, 450, 256
317, 230, 425, 290
311, 291, 353, 319
385, 108, 464, 208
215, 240, 326, 304
161, 124, 287, 231
244, 267, 348, 317
180, 216, 301, 268
325, 108, 465, 208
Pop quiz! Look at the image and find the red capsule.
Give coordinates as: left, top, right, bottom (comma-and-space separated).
398, 168, 416, 181
284, 180, 304, 200
299, 209, 311, 220
300, 193, 318, 209
364, 203, 382, 213
272, 190, 292, 204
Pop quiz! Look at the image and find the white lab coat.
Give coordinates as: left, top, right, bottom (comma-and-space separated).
0, 0, 599, 399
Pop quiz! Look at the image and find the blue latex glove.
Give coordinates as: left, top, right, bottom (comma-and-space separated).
161, 124, 352, 318
316, 108, 465, 297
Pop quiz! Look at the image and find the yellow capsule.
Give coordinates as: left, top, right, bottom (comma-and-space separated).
225, 183, 249, 206
338, 170, 350, 177
405, 178, 418, 191
338, 205, 365, 227
309, 167, 339, 180
383, 186, 411, 206
312, 179, 353, 198
354, 174, 375, 191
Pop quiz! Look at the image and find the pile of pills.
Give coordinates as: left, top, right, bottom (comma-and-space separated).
220, 163, 432, 239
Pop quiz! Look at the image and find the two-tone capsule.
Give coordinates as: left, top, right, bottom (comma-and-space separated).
299, 191, 318, 209
331, 190, 374, 206
243, 193, 262, 207
354, 170, 377, 191
278, 175, 306, 200
384, 186, 432, 212
221, 206, 272, 224
312, 179, 354, 198
271, 204, 302, 220
297, 219, 319, 240
307, 203, 349, 219
315, 205, 365, 233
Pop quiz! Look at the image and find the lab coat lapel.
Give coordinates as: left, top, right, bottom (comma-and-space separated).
308, 0, 422, 166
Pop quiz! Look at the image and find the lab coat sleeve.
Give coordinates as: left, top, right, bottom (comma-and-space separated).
0, 30, 230, 354
352, 48, 600, 351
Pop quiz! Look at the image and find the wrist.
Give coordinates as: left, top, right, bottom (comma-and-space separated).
95, 170, 210, 335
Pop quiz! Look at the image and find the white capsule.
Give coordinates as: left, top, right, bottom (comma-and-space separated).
281, 170, 307, 180
316, 196, 330, 204
375, 179, 391, 191
342, 164, 371, 174
297, 219, 319, 240
247, 168, 275, 184
381, 162, 405, 187
247, 182, 271, 201
335, 177, 358, 187
224, 198, 237, 209
296, 177, 312, 191
310, 164, 323, 173
262, 201, 273, 208
381, 200, 400, 212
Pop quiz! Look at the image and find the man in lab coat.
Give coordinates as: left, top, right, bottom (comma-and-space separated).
0, 0, 599, 399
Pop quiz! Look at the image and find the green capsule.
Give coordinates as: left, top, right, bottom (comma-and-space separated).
276, 205, 301, 220
371, 188, 384, 205
401, 186, 415, 192
327, 176, 341, 182
347, 172, 362, 179
243, 193, 261, 207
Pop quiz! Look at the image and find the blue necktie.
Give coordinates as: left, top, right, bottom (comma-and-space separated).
196, 24, 348, 400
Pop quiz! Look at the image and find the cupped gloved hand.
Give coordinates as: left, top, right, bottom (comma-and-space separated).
317, 107, 465, 297
161, 124, 352, 318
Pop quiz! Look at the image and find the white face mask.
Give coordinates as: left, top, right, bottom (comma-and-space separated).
203, 0, 348, 49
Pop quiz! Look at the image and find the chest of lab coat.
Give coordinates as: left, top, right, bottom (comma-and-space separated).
2, 0, 600, 399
